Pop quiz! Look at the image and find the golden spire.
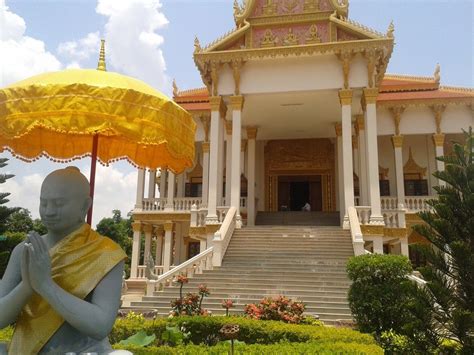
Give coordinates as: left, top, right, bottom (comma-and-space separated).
194, 36, 201, 53
387, 21, 394, 38
97, 39, 106, 71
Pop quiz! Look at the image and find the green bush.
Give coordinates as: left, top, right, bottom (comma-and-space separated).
347, 254, 414, 336
0, 326, 13, 343
113, 341, 383, 354
379, 330, 414, 354
111, 316, 380, 348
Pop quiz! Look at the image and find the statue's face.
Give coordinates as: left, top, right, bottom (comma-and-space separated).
40, 175, 90, 235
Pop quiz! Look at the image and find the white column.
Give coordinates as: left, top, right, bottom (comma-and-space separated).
433, 134, 446, 187
202, 142, 210, 207
240, 139, 247, 175
353, 136, 360, 194
400, 237, 409, 257
135, 168, 145, 208
363, 88, 384, 225
225, 121, 232, 205
176, 173, 185, 198
155, 231, 163, 266
356, 115, 369, 205
335, 123, 344, 224
130, 222, 142, 278
159, 168, 167, 198
162, 222, 173, 272
174, 222, 182, 265
143, 224, 153, 264
206, 97, 223, 223
392, 135, 406, 228
339, 90, 355, 229
165, 171, 175, 211
217, 114, 226, 206
147, 170, 156, 199
247, 127, 258, 226
230, 95, 244, 228
200, 240, 207, 253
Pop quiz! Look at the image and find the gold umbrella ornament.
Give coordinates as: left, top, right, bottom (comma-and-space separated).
0, 40, 196, 224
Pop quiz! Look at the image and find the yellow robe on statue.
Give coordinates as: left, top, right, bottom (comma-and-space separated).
8, 224, 127, 355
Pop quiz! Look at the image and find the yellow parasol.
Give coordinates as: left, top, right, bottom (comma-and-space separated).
0, 40, 195, 224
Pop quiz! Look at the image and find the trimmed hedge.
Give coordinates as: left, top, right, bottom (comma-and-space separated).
111, 316, 380, 348
113, 341, 383, 354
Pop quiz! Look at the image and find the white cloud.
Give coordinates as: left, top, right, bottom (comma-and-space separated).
96, 0, 170, 91
0, 1, 62, 86
57, 31, 101, 66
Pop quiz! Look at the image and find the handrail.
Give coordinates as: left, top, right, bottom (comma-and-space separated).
145, 247, 214, 296
212, 206, 236, 267
348, 206, 365, 256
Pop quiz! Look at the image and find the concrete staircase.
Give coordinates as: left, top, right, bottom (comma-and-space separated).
129, 226, 354, 325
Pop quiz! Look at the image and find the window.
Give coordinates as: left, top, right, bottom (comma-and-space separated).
379, 180, 390, 196
404, 180, 429, 196
185, 177, 202, 197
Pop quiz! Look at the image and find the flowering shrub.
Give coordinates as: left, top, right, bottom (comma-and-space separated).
125, 311, 145, 323
170, 283, 210, 317
244, 296, 306, 324
222, 299, 234, 316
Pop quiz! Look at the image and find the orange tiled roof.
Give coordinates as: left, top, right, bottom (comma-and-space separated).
174, 75, 473, 111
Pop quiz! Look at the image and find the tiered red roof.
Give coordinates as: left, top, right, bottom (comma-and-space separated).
174, 75, 473, 112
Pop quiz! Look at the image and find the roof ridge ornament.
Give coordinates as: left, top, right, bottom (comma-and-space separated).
172, 79, 179, 97
434, 63, 441, 84
386, 21, 394, 38
194, 36, 202, 53
97, 39, 106, 71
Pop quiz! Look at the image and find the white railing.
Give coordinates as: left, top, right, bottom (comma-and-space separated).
348, 206, 365, 256
142, 198, 167, 211
137, 265, 165, 279
173, 197, 202, 211
217, 206, 231, 223
146, 247, 214, 296
355, 206, 371, 225
212, 206, 237, 267
190, 205, 207, 227
404, 196, 434, 213
380, 197, 398, 210
383, 210, 402, 228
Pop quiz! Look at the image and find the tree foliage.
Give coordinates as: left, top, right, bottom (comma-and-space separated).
412, 129, 474, 353
0, 158, 17, 235
96, 210, 132, 276
347, 254, 414, 335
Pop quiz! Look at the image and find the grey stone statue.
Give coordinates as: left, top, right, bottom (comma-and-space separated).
0, 167, 129, 354
145, 252, 159, 280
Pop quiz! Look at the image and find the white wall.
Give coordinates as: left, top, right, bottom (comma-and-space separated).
218, 54, 368, 96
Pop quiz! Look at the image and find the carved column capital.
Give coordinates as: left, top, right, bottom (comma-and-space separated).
230, 95, 244, 111
132, 222, 142, 233
163, 221, 174, 232
430, 104, 446, 134
355, 114, 365, 132
246, 126, 258, 140
389, 106, 406, 136
142, 224, 153, 234
338, 89, 353, 106
202, 141, 210, 153
433, 133, 445, 147
391, 135, 404, 149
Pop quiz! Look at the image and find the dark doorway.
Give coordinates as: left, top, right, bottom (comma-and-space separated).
290, 182, 309, 211
278, 175, 322, 211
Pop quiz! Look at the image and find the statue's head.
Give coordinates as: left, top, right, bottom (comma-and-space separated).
40, 167, 92, 235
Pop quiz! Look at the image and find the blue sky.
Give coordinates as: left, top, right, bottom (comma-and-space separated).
0, 0, 473, 225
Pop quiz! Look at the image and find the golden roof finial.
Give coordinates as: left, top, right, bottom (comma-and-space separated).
434, 63, 441, 84
194, 36, 202, 53
97, 39, 106, 71
172, 79, 179, 97
387, 21, 394, 38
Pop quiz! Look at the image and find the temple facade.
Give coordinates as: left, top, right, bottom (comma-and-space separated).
127, 0, 473, 290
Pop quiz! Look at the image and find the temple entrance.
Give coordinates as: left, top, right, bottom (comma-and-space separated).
278, 175, 322, 211
265, 138, 336, 212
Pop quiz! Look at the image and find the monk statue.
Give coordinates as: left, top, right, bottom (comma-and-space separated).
0, 167, 127, 354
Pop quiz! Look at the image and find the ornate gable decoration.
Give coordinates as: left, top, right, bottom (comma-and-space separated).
404, 147, 427, 177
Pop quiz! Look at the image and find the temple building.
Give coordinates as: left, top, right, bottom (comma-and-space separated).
125, 0, 473, 322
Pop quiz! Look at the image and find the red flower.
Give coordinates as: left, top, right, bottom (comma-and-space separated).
175, 275, 189, 284
222, 299, 234, 309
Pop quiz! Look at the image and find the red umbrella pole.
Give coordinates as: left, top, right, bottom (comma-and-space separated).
87, 134, 99, 225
